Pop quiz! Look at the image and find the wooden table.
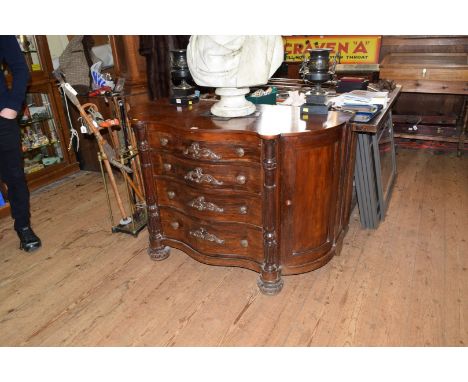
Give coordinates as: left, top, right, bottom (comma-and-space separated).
347, 85, 402, 229
380, 53, 468, 156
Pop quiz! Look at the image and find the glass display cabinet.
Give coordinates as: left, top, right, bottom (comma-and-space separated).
20, 91, 64, 174
0, 35, 79, 218
17, 35, 43, 73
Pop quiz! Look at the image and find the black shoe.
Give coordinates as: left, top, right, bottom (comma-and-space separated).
16, 226, 42, 252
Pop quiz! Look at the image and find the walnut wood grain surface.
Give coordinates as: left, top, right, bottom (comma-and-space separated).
130, 100, 351, 138
156, 178, 262, 226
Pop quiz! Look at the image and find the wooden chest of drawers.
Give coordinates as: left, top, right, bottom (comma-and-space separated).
132, 101, 354, 295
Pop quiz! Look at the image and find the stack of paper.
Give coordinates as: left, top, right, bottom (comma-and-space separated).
327, 90, 387, 123
343, 90, 389, 106
328, 90, 388, 108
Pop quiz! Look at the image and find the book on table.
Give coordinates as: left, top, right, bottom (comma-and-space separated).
348, 104, 384, 123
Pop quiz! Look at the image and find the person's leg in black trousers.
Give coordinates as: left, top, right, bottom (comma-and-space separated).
0, 116, 41, 251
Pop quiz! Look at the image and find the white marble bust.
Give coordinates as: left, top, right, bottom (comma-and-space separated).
187, 35, 284, 117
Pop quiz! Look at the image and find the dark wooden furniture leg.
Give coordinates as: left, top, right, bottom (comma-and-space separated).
133, 121, 170, 260
258, 138, 283, 295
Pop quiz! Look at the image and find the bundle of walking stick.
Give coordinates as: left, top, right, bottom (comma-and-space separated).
54, 71, 146, 233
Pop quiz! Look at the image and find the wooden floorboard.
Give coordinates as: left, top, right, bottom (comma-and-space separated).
0, 148, 467, 346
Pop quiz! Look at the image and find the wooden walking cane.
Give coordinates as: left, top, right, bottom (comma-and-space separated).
98, 116, 145, 203
53, 71, 130, 223
111, 97, 145, 200
79, 103, 130, 223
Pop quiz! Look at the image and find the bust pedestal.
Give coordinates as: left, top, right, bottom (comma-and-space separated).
211, 87, 256, 118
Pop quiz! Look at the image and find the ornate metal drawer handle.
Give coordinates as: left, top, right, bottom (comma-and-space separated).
184, 142, 221, 161
239, 205, 248, 214
189, 227, 225, 245
184, 167, 223, 186
170, 221, 180, 230
160, 137, 169, 146
167, 191, 176, 199
236, 147, 245, 157
188, 196, 224, 213
163, 163, 172, 171
240, 239, 248, 248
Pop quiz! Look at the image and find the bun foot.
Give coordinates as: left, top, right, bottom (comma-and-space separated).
148, 246, 170, 261
257, 276, 284, 296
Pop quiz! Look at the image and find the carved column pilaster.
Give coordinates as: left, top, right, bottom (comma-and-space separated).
133, 120, 170, 260
258, 137, 283, 295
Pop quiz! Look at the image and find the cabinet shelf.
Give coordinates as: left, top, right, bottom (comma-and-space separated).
23, 140, 61, 152
19, 116, 53, 126
24, 160, 63, 175
393, 132, 462, 143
